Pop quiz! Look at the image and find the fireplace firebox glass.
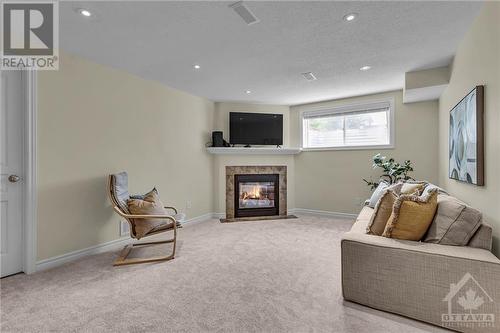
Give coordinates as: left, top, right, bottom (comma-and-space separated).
238, 181, 275, 209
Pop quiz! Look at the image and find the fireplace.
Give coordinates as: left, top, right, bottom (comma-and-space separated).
234, 174, 279, 218
224, 166, 287, 220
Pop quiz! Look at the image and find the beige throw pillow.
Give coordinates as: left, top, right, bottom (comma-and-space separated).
127, 189, 169, 239
400, 182, 427, 195
424, 194, 482, 246
383, 190, 438, 241
366, 190, 398, 235
387, 182, 404, 196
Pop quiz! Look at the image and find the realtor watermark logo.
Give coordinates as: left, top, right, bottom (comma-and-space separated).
1, 1, 59, 70
442, 272, 495, 329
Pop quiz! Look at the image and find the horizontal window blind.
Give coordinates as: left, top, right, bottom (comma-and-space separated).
302, 102, 392, 149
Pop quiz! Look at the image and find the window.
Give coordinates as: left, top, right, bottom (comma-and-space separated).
301, 100, 394, 150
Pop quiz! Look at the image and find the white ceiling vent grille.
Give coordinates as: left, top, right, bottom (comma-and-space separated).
229, 1, 259, 25
302, 72, 317, 81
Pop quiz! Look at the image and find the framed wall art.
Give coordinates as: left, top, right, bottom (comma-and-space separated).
449, 86, 484, 185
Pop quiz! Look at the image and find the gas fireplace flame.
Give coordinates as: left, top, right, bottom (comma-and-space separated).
251, 186, 260, 199
241, 185, 262, 200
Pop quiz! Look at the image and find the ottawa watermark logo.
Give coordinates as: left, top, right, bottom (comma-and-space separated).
1, 1, 59, 70
442, 272, 495, 329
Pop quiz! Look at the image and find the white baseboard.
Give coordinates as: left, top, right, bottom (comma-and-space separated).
35, 209, 355, 272
36, 236, 131, 272
291, 208, 357, 219
181, 212, 216, 225
36, 212, 216, 272
212, 210, 355, 219
212, 212, 225, 219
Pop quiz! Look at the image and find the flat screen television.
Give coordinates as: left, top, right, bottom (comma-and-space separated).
230, 112, 283, 146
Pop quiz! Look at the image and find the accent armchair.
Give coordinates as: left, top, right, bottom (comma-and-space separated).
108, 172, 179, 266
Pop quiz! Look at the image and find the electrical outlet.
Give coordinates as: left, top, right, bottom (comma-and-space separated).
120, 220, 130, 237
186, 201, 192, 210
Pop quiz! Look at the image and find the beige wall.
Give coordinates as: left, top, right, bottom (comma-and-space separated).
438, 2, 500, 256
212, 102, 294, 214
405, 66, 449, 90
37, 53, 215, 260
290, 90, 439, 214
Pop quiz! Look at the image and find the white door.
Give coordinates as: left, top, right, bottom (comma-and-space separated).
0, 71, 24, 277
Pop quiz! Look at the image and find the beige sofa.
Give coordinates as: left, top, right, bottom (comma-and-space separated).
342, 205, 500, 333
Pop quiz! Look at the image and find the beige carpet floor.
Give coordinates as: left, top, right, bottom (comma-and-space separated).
1, 215, 448, 332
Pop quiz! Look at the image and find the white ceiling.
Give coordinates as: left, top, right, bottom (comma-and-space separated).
60, 1, 482, 105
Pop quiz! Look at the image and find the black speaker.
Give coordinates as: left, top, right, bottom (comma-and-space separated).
212, 131, 224, 147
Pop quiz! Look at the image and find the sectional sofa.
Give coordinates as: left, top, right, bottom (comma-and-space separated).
341, 191, 500, 333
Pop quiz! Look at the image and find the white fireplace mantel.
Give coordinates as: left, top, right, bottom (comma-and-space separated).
206, 147, 302, 155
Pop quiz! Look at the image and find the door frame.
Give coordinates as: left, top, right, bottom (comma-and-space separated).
21, 70, 37, 274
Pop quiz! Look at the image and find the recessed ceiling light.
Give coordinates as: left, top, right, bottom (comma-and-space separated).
302, 72, 317, 81
245, 90, 252, 94
343, 13, 358, 22
78, 9, 92, 17
360, 65, 371, 71
193, 64, 201, 69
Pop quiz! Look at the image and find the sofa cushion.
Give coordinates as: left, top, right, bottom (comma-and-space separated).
367, 190, 398, 235
351, 206, 372, 232
349, 206, 373, 234
342, 228, 500, 263
127, 189, 171, 239
424, 194, 482, 246
383, 190, 438, 241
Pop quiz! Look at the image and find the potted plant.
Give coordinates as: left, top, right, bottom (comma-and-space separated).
363, 153, 414, 191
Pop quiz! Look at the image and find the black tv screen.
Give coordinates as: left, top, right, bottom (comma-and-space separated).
230, 112, 283, 146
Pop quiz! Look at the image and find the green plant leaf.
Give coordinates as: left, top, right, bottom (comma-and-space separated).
364, 153, 415, 188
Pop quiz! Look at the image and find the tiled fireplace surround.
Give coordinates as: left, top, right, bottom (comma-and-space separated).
225, 166, 287, 219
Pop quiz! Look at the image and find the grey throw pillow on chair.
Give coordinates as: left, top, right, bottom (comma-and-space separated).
110, 172, 131, 213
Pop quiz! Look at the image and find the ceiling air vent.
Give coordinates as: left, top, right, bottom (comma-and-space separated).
302, 72, 317, 81
229, 1, 259, 25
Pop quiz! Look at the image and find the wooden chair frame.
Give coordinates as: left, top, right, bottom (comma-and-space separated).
108, 176, 178, 266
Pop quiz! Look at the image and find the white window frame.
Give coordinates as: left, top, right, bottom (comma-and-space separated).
299, 97, 395, 151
